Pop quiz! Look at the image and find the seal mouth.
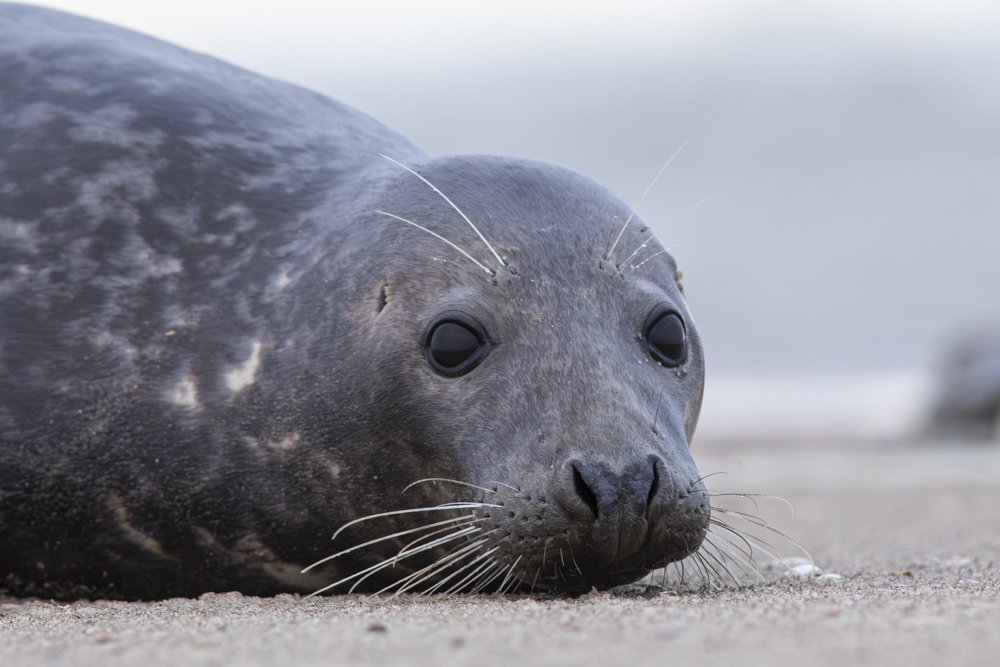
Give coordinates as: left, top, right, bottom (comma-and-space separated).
298, 473, 709, 597
461, 470, 712, 594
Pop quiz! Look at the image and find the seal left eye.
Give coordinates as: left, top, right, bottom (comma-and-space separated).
645, 310, 687, 366
425, 317, 488, 375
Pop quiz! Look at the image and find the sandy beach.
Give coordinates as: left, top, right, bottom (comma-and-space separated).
3, 437, 998, 667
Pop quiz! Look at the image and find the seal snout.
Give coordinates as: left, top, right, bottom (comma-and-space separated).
560, 456, 658, 523
485, 453, 708, 592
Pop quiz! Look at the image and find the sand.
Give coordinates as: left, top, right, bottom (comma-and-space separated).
3, 438, 999, 667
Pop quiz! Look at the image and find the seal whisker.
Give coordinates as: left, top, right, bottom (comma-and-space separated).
621, 249, 669, 278
441, 547, 502, 596
486, 481, 521, 493
390, 522, 477, 560
605, 141, 688, 261
700, 544, 740, 587
506, 563, 532, 594
424, 544, 500, 595
710, 508, 811, 559
330, 502, 499, 541
708, 518, 784, 565
651, 386, 666, 432
386, 537, 490, 597
703, 532, 758, 581
496, 555, 523, 595
603, 212, 619, 264
302, 515, 478, 572
469, 561, 506, 594
616, 234, 655, 272
700, 534, 749, 585
450, 559, 500, 596
464, 565, 496, 595
679, 197, 709, 215
378, 154, 506, 268
696, 552, 728, 589
688, 551, 719, 588
705, 521, 758, 565
401, 478, 497, 496
696, 542, 737, 586
351, 528, 485, 595
387, 524, 482, 569
376, 211, 494, 276
682, 553, 707, 588
304, 523, 481, 597
707, 492, 796, 515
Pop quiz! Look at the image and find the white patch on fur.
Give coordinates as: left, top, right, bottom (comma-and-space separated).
272, 433, 300, 451
272, 268, 292, 292
107, 494, 177, 562
226, 340, 262, 394
170, 375, 199, 409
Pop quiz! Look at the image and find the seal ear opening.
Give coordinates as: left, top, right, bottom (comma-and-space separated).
375, 279, 389, 314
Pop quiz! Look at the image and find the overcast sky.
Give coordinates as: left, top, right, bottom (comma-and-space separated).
32, 1, 1000, 83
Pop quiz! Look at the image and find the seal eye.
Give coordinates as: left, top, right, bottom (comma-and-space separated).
645, 311, 687, 366
425, 315, 489, 376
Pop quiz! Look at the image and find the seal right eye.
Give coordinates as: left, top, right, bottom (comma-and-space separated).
425, 317, 488, 376
644, 310, 687, 367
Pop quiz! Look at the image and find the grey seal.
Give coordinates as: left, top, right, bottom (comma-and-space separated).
0, 3, 709, 600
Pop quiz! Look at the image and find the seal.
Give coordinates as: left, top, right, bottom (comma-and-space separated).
0, 3, 710, 600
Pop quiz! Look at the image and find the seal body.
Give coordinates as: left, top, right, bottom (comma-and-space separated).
0, 3, 709, 600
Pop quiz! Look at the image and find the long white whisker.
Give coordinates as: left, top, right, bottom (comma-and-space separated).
704, 533, 757, 582
302, 516, 477, 573
401, 478, 496, 496
304, 525, 481, 598
486, 481, 520, 493
710, 509, 812, 562
621, 249, 669, 278
347, 526, 482, 595
441, 547, 501, 596
496, 555, 523, 594
470, 562, 506, 594
709, 520, 784, 565
699, 538, 744, 586
606, 141, 688, 261
386, 525, 481, 569
330, 502, 499, 542
378, 154, 506, 268
387, 538, 489, 597
425, 545, 500, 595
376, 211, 494, 276
705, 525, 757, 567
390, 522, 481, 565
617, 234, 654, 271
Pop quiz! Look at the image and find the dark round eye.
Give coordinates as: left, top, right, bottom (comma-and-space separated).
425, 316, 488, 376
645, 311, 687, 366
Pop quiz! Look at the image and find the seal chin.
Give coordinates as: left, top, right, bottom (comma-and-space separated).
480, 455, 710, 593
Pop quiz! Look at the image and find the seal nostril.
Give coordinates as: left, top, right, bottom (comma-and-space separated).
572, 465, 599, 518
646, 462, 660, 513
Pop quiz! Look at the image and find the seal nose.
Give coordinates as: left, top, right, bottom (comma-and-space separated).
564, 456, 658, 522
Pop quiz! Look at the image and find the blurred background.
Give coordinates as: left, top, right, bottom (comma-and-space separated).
36, 0, 1000, 443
